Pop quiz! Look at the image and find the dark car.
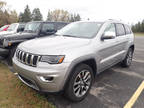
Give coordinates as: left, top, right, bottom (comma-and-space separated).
0, 21, 68, 64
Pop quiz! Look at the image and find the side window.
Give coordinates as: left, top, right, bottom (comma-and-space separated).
124, 25, 131, 34
56, 23, 67, 30
17, 24, 25, 32
41, 23, 55, 33
104, 23, 116, 36
116, 24, 125, 36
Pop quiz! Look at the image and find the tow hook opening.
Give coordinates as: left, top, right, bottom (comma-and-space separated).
39, 76, 54, 82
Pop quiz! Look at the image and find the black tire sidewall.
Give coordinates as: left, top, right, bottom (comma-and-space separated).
7, 46, 17, 65
122, 48, 133, 67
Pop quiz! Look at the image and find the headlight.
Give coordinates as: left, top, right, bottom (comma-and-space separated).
40, 55, 65, 64
3, 39, 12, 47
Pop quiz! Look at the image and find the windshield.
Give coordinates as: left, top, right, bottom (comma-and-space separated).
24, 22, 41, 33
0, 25, 8, 31
56, 22, 102, 38
7, 24, 17, 31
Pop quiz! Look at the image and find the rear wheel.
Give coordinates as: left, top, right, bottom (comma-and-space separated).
64, 64, 94, 102
121, 48, 133, 67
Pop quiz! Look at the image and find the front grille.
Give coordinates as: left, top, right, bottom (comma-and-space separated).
16, 49, 41, 67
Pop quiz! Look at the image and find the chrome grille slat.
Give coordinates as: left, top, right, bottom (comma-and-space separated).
22, 52, 25, 63
30, 55, 34, 66
25, 53, 29, 64
16, 49, 40, 67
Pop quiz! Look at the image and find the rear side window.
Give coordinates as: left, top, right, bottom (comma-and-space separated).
41, 23, 55, 32
18, 24, 25, 30
116, 24, 125, 36
56, 23, 68, 30
124, 25, 132, 34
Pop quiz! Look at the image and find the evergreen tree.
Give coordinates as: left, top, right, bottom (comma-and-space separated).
22, 5, 32, 22
32, 8, 43, 21
46, 10, 52, 21
46, 9, 81, 22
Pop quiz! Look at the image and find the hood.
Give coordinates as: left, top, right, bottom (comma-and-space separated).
19, 36, 91, 55
0, 32, 36, 40
0, 31, 15, 36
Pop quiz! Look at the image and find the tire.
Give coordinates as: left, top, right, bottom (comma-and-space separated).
121, 48, 133, 67
7, 46, 17, 66
64, 64, 94, 102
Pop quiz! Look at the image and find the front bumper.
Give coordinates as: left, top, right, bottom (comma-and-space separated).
13, 56, 70, 92
0, 47, 9, 57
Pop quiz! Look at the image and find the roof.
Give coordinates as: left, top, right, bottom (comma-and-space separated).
28, 21, 69, 24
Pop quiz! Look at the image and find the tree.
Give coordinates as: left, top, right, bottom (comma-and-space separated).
32, 8, 43, 21
47, 10, 52, 21
132, 20, 144, 33
47, 9, 70, 22
0, 1, 18, 26
46, 9, 81, 22
0, 0, 6, 10
19, 5, 32, 22
18, 12, 24, 22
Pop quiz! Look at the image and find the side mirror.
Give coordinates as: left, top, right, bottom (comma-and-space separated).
101, 31, 115, 40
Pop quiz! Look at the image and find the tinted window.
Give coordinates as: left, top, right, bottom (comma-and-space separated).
124, 25, 131, 34
116, 24, 125, 36
56, 23, 68, 30
24, 22, 41, 32
18, 24, 25, 29
104, 23, 116, 36
17, 24, 25, 32
41, 23, 55, 32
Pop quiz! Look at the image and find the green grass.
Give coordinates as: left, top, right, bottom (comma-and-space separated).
0, 63, 55, 108
134, 32, 144, 36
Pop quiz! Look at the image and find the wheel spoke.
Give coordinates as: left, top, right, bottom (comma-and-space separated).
73, 69, 92, 97
74, 84, 80, 92
84, 74, 91, 83
74, 81, 80, 86
83, 72, 90, 80
75, 87, 81, 97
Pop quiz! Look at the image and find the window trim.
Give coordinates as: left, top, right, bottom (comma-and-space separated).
124, 24, 132, 35
103, 23, 116, 37
115, 23, 126, 36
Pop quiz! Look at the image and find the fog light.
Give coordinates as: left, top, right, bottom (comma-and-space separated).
39, 76, 54, 82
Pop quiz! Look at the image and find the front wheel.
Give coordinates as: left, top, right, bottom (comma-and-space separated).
7, 46, 17, 65
64, 64, 94, 102
121, 48, 133, 67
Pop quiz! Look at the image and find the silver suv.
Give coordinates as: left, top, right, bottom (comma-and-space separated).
13, 20, 134, 101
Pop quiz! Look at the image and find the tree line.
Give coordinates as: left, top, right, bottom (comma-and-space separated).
132, 20, 144, 33
0, 1, 18, 26
19, 5, 81, 22
0, 0, 81, 27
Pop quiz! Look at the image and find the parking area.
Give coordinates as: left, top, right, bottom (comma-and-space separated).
0, 36, 144, 108
45, 36, 144, 108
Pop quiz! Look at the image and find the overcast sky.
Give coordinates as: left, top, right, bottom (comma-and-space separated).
3, 0, 144, 24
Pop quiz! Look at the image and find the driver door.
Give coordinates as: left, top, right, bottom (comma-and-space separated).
98, 23, 119, 72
